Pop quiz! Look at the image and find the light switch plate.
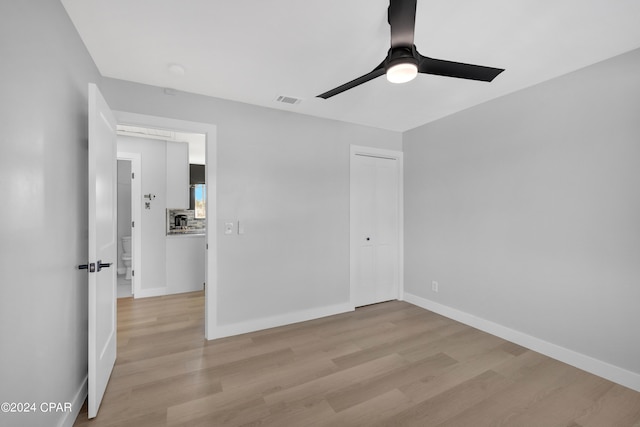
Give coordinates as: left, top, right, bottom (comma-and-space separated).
224, 222, 234, 235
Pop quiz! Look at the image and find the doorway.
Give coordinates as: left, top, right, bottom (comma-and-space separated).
115, 153, 141, 298
350, 145, 404, 307
112, 111, 218, 340
116, 127, 206, 299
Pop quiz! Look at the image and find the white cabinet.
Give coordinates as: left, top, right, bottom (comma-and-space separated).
166, 141, 189, 208
166, 235, 205, 294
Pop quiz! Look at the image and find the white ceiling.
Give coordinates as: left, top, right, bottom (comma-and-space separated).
61, 0, 640, 132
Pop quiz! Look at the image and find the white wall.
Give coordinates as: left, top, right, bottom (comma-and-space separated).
101, 78, 402, 331
0, 1, 102, 426
117, 136, 168, 296
404, 48, 640, 388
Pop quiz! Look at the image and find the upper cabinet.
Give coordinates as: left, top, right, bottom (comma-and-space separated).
189, 164, 205, 184
166, 141, 189, 209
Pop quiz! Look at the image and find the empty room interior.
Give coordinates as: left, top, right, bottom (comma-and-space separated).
1, 1, 640, 426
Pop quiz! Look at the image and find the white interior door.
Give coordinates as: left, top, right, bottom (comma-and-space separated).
87, 83, 117, 418
351, 147, 402, 307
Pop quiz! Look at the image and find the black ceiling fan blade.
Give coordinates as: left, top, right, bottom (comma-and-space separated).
317, 63, 386, 99
419, 56, 504, 82
388, 0, 417, 48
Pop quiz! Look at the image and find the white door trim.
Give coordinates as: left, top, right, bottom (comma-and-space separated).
112, 111, 218, 340
350, 145, 404, 308
116, 152, 141, 297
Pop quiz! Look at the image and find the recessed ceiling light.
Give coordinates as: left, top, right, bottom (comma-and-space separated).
167, 63, 185, 76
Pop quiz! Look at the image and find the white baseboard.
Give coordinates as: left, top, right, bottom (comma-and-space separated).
59, 375, 87, 427
134, 287, 167, 299
208, 302, 354, 340
403, 292, 640, 393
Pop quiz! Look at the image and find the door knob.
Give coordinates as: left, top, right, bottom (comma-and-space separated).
97, 260, 112, 272
78, 263, 96, 273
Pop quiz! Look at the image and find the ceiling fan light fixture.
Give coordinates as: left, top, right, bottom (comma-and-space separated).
386, 61, 418, 83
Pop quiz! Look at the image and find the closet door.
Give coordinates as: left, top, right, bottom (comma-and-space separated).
351, 147, 402, 307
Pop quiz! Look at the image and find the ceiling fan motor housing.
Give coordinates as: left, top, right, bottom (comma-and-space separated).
385, 46, 419, 71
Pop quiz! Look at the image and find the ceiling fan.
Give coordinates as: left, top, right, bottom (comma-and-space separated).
317, 0, 504, 99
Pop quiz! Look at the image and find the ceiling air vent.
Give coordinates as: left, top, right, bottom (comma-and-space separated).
275, 95, 302, 105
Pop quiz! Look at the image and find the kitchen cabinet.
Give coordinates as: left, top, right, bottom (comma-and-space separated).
166, 235, 205, 294
190, 164, 205, 184
166, 141, 189, 208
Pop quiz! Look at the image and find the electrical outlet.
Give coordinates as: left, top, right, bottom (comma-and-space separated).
432, 281, 439, 293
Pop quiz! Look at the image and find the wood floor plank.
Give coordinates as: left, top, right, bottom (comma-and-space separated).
326, 352, 458, 413
73, 291, 640, 427
573, 384, 640, 427
308, 389, 413, 427
262, 353, 408, 407
220, 350, 338, 395
165, 387, 266, 426
434, 358, 599, 427
490, 371, 613, 427
397, 346, 517, 402
242, 398, 336, 427
382, 370, 515, 427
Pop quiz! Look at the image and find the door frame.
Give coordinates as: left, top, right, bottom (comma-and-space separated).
112, 111, 218, 340
350, 145, 404, 308
116, 152, 142, 297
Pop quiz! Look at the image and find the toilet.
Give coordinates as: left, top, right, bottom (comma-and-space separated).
121, 236, 132, 280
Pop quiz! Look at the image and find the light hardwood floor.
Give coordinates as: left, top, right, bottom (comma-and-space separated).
74, 291, 640, 427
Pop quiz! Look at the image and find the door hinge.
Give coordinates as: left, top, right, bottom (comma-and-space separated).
132, 172, 135, 179
206, 243, 208, 250
132, 221, 135, 228
132, 270, 135, 277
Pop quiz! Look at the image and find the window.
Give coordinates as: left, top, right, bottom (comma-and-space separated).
193, 184, 206, 218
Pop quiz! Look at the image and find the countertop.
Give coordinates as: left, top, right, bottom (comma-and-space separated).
167, 229, 206, 237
